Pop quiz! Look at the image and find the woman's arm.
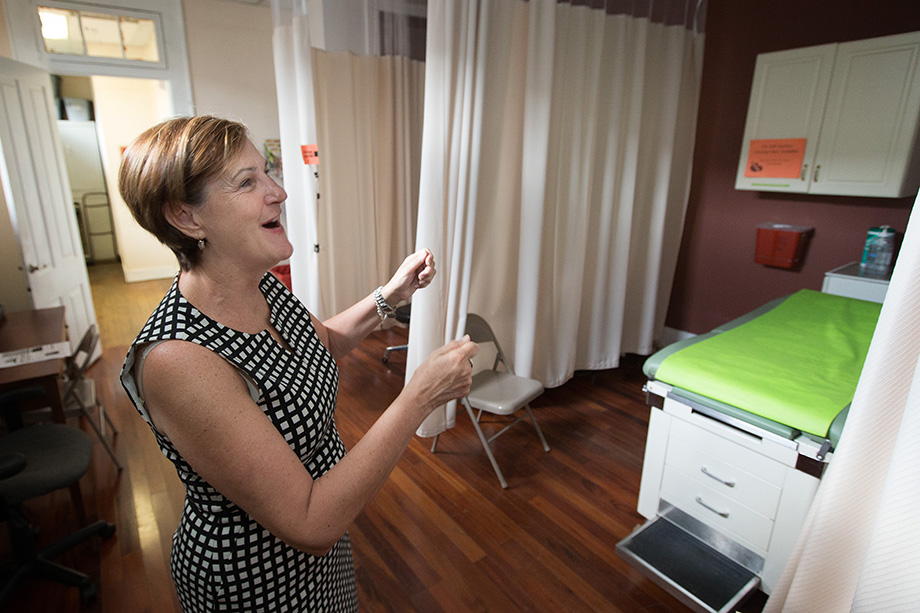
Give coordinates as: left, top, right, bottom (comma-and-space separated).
313, 248, 434, 360
140, 333, 476, 556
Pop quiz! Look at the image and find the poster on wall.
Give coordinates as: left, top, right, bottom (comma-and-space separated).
264, 139, 282, 182
744, 138, 807, 179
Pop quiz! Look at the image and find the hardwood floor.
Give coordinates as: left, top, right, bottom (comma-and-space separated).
3, 262, 764, 612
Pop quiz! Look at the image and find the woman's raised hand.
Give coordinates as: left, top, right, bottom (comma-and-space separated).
383, 248, 436, 305
403, 335, 479, 418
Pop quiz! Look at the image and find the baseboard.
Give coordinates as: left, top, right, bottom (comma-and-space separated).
124, 265, 178, 283
658, 326, 696, 349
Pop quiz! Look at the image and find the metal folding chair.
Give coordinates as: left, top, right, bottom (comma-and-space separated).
431, 314, 550, 488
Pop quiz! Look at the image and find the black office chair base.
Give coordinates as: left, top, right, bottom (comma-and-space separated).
381, 304, 411, 363
382, 344, 408, 363
0, 516, 115, 605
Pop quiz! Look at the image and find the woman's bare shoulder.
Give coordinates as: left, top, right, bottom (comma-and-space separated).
141, 340, 245, 401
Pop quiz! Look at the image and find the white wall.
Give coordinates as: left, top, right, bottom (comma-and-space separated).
182, 0, 279, 148
92, 76, 179, 282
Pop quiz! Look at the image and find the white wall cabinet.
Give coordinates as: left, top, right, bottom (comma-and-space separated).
736, 31, 920, 198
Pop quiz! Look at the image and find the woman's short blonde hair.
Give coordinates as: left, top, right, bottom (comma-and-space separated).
118, 115, 250, 270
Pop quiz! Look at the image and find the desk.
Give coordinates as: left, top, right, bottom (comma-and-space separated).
0, 307, 68, 423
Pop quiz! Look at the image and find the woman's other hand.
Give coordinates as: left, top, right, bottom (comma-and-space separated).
382, 248, 436, 305
403, 335, 479, 417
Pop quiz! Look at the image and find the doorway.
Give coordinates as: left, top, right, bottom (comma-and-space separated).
52, 73, 177, 284
55, 75, 118, 265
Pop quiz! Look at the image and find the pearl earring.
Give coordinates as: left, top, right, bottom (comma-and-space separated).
197, 238, 206, 251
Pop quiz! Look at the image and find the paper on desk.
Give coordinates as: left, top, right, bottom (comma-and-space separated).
0, 341, 72, 368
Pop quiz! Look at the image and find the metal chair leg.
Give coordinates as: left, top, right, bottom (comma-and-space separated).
525, 405, 551, 452
78, 406, 122, 471
465, 402, 508, 489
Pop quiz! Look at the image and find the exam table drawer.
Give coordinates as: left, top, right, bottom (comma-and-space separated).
661, 468, 775, 551
665, 436, 783, 520
669, 414, 787, 484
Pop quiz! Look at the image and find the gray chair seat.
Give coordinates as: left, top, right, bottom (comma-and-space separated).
0, 424, 92, 506
467, 370, 543, 415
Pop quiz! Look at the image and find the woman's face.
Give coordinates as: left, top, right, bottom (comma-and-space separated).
197, 140, 292, 273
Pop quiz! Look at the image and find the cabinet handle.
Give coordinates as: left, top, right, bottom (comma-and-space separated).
800, 164, 808, 181
701, 465, 735, 488
696, 496, 730, 518
814, 165, 821, 182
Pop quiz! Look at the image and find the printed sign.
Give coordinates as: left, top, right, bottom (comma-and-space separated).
744, 138, 807, 179
301, 144, 319, 165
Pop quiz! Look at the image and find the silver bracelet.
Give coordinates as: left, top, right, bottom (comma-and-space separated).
374, 286, 397, 320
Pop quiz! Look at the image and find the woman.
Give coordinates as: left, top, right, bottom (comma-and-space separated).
118, 116, 478, 612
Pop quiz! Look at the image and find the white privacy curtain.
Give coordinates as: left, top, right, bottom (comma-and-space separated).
271, 0, 425, 320
764, 192, 920, 611
271, 0, 321, 313
409, 0, 706, 436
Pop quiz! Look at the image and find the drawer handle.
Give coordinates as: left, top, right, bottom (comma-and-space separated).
696, 496, 730, 518
701, 465, 735, 488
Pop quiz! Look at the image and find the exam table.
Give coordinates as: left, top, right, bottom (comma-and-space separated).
616, 289, 881, 613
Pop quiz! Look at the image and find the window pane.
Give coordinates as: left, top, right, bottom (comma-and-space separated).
38, 7, 84, 56
81, 12, 123, 59
38, 5, 162, 65
120, 17, 159, 62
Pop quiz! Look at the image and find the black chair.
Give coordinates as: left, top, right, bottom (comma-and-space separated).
0, 387, 116, 605
382, 304, 412, 362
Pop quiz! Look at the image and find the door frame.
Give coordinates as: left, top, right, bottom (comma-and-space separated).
3, 0, 194, 117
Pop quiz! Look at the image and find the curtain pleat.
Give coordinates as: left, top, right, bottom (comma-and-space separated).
412, 0, 705, 436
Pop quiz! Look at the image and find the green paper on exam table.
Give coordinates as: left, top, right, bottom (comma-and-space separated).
651, 289, 881, 439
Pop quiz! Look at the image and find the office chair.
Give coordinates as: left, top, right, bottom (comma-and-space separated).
382, 304, 412, 363
431, 314, 550, 488
0, 387, 116, 605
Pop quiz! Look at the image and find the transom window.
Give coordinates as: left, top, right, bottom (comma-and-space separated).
38, 5, 161, 64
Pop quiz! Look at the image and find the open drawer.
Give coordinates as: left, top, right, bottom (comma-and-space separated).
616, 504, 761, 613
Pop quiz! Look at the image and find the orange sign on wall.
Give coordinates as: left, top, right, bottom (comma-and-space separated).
744, 138, 807, 179
301, 144, 319, 165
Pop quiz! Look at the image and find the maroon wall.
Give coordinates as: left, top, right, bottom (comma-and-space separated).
666, 1, 920, 334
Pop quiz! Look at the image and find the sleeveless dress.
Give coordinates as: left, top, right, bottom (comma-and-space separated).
121, 272, 358, 612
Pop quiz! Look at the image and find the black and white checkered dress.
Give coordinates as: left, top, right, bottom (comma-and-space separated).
121, 273, 358, 612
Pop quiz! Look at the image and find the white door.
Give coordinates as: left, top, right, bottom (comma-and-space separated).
0, 56, 98, 350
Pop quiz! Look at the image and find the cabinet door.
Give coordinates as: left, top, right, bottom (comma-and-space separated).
735, 44, 836, 193
811, 31, 920, 197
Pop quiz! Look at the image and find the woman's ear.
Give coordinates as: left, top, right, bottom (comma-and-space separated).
164, 201, 203, 240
